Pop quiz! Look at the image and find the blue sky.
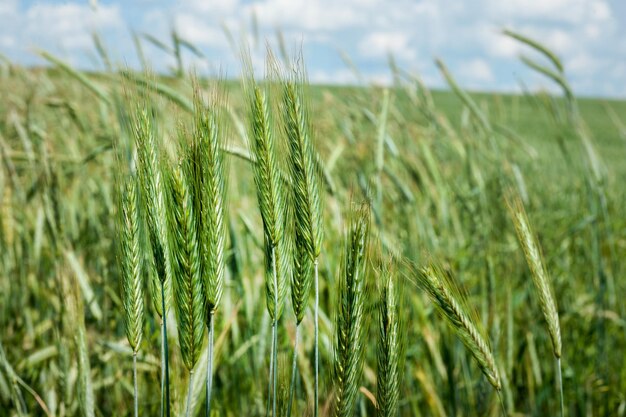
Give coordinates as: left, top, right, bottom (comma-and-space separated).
1, 0, 625, 97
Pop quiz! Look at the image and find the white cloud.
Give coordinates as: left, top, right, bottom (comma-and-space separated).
181, 0, 239, 14
26, 3, 122, 50
462, 58, 495, 83
0, 0, 17, 15
566, 52, 605, 76
249, 0, 360, 31
174, 13, 226, 48
481, 26, 524, 58
1, 35, 15, 48
358, 31, 415, 61
485, 0, 612, 24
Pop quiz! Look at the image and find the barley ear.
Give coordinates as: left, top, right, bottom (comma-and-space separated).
334, 202, 371, 417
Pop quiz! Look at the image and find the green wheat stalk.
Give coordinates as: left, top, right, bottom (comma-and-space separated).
244, 69, 289, 416
334, 202, 370, 417
169, 162, 206, 417
280, 70, 324, 417
188, 89, 229, 417
133, 105, 172, 417
118, 174, 144, 417
376, 262, 403, 417
507, 195, 563, 416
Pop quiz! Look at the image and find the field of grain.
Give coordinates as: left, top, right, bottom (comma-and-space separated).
0, 34, 625, 417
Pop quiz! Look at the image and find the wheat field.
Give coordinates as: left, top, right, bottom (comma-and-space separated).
0, 31, 625, 417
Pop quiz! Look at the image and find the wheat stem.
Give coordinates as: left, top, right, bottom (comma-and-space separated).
314, 258, 319, 417
206, 315, 214, 417
160, 320, 165, 417
186, 371, 194, 417
133, 352, 138, 417
266, 322, 275, 417
497, 390, 507, 417
557, 357, 564, 417
287, 324, 300, 417
272, 245, 278, 417
161, 283, 171, 417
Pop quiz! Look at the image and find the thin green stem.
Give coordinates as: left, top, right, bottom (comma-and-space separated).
272, 246, 278, 417
266, 323, 275, 417
206, 315, 214, 417
287, 324, 300, 417
497, 390, 506, 417
186, 371, 194, 417
133, 352, 138, 417
161, 281, 171, 417
557, 357, 564, 417
314, 258, 319, 417
160, 321, 164, 417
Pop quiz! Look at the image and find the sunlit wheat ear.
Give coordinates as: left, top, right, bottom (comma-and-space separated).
188, 85, 230, 417
248, 82, 289, 322
277, 58, 325, 417
243, 48, 290, 417
169, 162, 206, 372
119, 174, 144, 354
507, 196, 561, 359
377, 262, 403, 417
334, 202, 371, 417
280, 68, 323, 326
132, 103, 171, 417
281, 75, 323, 261
118, 174, 144, 417
133, 105, 171, 293
416, 264, 501, 391
190, 89, 229, 317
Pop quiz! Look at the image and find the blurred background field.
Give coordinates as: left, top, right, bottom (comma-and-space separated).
1, 21, 626, 417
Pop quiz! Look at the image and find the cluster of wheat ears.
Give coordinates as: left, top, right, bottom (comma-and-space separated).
116, 55, 563, 417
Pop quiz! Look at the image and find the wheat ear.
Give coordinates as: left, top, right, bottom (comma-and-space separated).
118, 174, 144, 417
245, 73, 290, 416
507, 195, 563, 416
280, 65, 324, 417
334, 202, 370, 417
133, 105, 172, 417
188, 87, 229, 417
377, 262, 403, 417
416, 265, 501, 391
169, 161, 206, 417
169, 162, 206, 371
